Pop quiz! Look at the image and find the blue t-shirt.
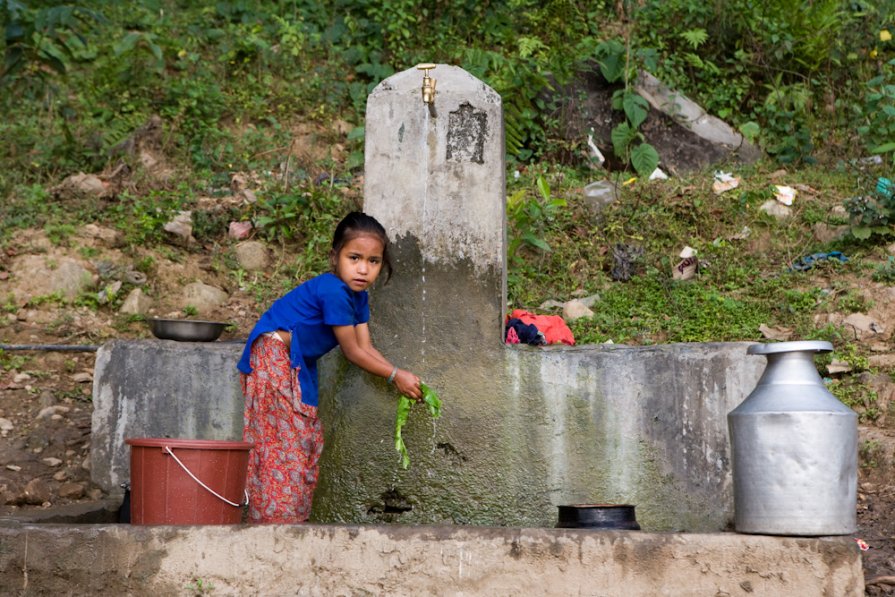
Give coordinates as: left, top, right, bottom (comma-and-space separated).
237, 272, 370, 406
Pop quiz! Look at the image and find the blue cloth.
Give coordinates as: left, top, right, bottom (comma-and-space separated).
789, 251, 848, 272
505, 318, 546, 346
237, 272, 370, 406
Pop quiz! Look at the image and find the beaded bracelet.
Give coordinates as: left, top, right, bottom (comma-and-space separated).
387, 367, 398, 384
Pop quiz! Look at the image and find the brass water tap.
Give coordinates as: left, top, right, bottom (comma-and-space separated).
417, 63, 437, 105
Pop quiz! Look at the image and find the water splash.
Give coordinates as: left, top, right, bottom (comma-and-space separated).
420, 269, 427, 358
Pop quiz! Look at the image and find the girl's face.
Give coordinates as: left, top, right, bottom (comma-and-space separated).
333, 234, 385, 292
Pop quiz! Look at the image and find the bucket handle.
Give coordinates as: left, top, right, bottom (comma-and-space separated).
163, 446, 248, 508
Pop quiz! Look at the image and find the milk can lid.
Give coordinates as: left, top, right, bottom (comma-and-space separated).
747, 340, 833, 355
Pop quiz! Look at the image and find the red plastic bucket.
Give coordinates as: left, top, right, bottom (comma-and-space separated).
126, 438, 253, 525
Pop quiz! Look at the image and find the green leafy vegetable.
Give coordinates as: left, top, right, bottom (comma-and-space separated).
421, 382, 443, 419
394, 382, 442, 469
394, 395, 413, 469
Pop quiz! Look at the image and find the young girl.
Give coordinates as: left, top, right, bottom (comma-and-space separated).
237, 211, 422, 523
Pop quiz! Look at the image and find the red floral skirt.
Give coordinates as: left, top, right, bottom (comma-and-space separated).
241, 335, 324, 523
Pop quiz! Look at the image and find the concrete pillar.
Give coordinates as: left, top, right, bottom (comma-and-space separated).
363, 64, 506, 347
313, 64, 517, 524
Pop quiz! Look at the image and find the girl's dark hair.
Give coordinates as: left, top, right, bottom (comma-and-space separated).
331, 211, 393, 283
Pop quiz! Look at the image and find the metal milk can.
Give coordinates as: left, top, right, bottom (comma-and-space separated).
727, 341, 857, 535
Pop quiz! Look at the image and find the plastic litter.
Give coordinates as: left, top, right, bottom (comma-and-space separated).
673, 258, 697, 280
649, 167, 669, 180
712, 171, 740, 194
673, 247, 698, 280
774, 185, 797, 206
876, 177, 892, 199
587, 128, 606, 167
789, 251, 849, 272
228, 221, 253, 240
583, 180, 618, 211
760, 199, 791, 219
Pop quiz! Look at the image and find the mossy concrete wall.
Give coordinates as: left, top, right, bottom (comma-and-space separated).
315, 342, 763, 530
90, 339, 765, 531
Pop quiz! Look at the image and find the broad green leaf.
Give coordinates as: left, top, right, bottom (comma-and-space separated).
739, 121, 760, 141
548, 198, 567, 209
595, 39, 625, 83
631, 143, 660, 178
114, 31, 140, 56
638, 47, 659, 72
623, 93, 649, 129
851, 226, 872, 240
872, 142, 895, 154
611, 122, 637, 157
523, 232, 551, 251
346, 150, 364, 170
507, 189, 527, 211
149, 41, 163, 63
611, 88, 625, 111
5, 22, 26, 43
598, 52, 624, 83
536, 176, 550, 201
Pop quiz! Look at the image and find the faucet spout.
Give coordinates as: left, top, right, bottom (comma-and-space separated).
417, 63, 437, 114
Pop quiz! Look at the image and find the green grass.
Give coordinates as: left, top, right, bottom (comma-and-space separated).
505, 161, 881, 351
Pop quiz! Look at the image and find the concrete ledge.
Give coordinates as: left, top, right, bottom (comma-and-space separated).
0, 524, 863, 595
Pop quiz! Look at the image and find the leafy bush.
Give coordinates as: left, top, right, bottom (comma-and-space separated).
507, 176, 566, 261
593, 38, 659, 176
860, 58, 895, 158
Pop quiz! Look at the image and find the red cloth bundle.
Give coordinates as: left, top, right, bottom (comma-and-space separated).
508, 309, 575, 345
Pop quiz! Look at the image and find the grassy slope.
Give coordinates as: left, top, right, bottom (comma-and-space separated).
1, 2, 893, 422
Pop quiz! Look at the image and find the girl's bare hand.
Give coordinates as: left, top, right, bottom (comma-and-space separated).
394, 369, 422, 400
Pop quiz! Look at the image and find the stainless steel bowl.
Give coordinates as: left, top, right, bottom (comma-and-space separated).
148, 318, 229, 342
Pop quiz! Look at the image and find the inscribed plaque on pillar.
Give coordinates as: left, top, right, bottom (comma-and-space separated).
446, 103, 487, 164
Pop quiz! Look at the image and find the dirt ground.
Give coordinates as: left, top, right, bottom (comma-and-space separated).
0, 230, 894, 594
